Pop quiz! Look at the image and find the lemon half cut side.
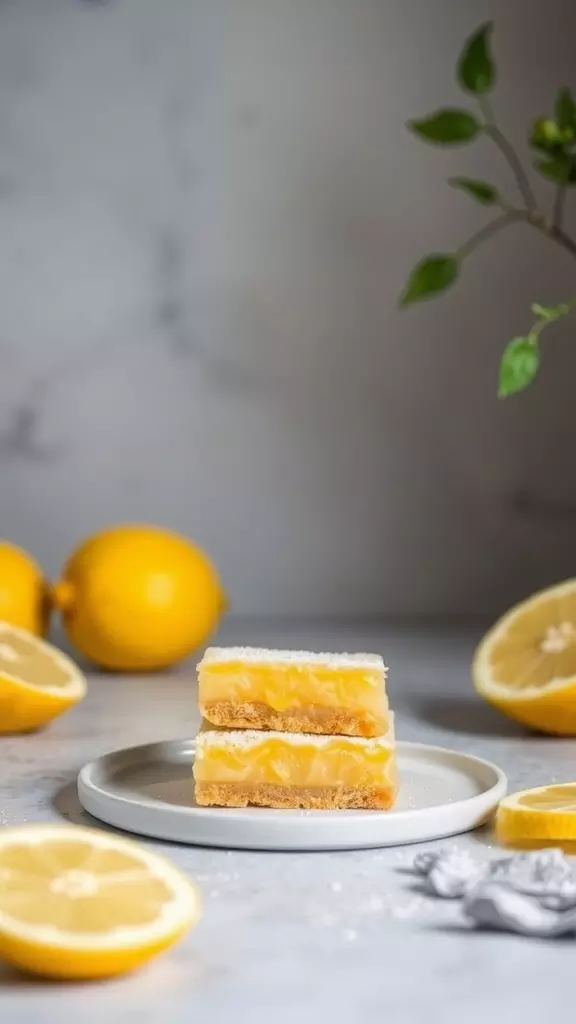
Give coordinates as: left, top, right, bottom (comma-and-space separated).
0, 622, 86, 734
473, 579, 576, 735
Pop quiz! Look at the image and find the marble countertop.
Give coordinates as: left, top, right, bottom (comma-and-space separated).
2, 621, 576, 1023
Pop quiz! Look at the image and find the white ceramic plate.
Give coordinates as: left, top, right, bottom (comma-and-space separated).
77, 739, 506, 851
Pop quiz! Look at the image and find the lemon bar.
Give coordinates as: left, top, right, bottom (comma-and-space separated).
197, 646, 389, 737
193, 720, 397, 810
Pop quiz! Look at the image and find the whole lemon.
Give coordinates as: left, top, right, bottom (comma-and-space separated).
52, 525, 226, 671
0, 541, 48, 635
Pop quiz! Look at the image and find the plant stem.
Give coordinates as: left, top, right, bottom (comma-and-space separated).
553, 185, 566, 229
526, 211, 576, 260
456, 208, 576, 266
528, 298, 576, 346
475, 98, 576, 259
479, 96, 538, 212
551, 223, 576, 259
457, 211, 525, 259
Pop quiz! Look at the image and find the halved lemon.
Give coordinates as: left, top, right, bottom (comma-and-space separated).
0, 825, 202, 979
0, 622, 86, 733
473, 579, 576, 735
496, 784, 576, 845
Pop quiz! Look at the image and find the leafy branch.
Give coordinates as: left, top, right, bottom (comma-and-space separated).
498, 302, 574, 397
400, 22, 576, 397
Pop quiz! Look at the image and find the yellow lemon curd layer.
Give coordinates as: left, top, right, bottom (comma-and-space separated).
198, 647, 388, 731
194, 723, 396, 789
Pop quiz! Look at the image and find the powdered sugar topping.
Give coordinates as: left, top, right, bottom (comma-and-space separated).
196, 718, 395, 752
199, 647, 386, 673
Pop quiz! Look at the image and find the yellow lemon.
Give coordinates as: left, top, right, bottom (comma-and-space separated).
0, 622, 86, 734
0, 824, 201, 979
496, 784, 576, 845
52, 524, 225, 671
473, 579, 576, 735
0, 541, 48, 635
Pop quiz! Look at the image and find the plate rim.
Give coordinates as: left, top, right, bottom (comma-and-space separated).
77, 738, 507, 851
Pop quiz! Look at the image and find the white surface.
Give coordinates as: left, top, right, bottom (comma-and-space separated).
78, 739, 506, 851
4, 622, 576, 1024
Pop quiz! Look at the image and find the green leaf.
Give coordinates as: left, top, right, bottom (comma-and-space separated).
449, 177, 500, 205
530, 117, 567, 154
534, 155, 576, 184
498, 337, 540, 398
531, 302, 570, 321
555, 87, 576, 132
400, 254, 459, 307
457, 22, 495, 95
409, 109, 481, 144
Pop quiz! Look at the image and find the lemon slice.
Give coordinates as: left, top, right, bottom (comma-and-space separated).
0, 825, 201, 979
473, 579, 576, 734
496, 784, 576, 845
0, 622, 86, 734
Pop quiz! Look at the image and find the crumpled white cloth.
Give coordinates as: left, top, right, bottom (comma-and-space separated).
411, 847, 576, 937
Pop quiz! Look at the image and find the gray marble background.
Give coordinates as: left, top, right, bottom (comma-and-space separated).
1, 0, 576, 617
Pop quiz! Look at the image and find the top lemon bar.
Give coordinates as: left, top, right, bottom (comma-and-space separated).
197, 646, 389, 737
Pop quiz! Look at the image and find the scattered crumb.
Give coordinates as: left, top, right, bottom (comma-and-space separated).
342, 928, 358, 942
392, 898, 426, 920
361, 894, 385, 913
394, 849, 414, 863
330, 881, 342, 893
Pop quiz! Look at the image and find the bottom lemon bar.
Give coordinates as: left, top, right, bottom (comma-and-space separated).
193, 723, 397, 810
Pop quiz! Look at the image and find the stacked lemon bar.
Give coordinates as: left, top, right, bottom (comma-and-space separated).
193, 647, 397, 810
